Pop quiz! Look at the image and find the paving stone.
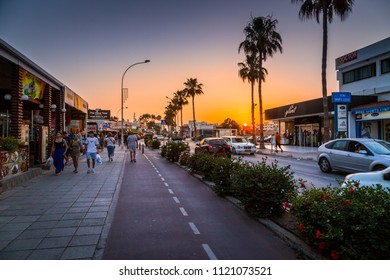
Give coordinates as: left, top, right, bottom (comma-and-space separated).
38, 236, 71, 249
72, 202, 93, 207
47, 227, 77, 237
88, 206, 109, 212
45, 208, 69, 214
17, 229, 50, 239
66, 207, 90, 213
0, 222, 32, 232
69, 234, 100, 246
0, 240, 10, 250
38, 214, 64, 221
79, 218, 106, 227
11, 216, 40, 223
0, 216, 16, 223
0, 250, 32, 260
85, 212, 107, 219
28, 221, 58, 230
0, 230, 22, 240
56, 219, 81, 228
28, 248, 64, 260
4, 238, 42, 251
75, 226, 103, 236
61, 213, 86, 220
61, 245, 96, 260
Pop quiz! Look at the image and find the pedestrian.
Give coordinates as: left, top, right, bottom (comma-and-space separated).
275, 132, 283, 153
99, 132, 105, 152
117, 132, 122, 147
127, 131, 138, 163
51, 131, 68, 176
270, 134, 276, 153
105, 132, 116, 162
85, 130, 100, 174
69, 135, 83, 173
62, 131, 71, 165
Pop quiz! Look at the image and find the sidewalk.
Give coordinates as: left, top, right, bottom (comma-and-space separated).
257, 144, 318, 161
0, 146, 127, 260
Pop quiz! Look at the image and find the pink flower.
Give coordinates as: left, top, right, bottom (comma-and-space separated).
349, 188, 355, 194
319, 241, 326, 250
315, 230, 322, 239
283, 201, 289, 208
298, 223, 304, 232
323, 193, 329, 200
331, 250, 340, 260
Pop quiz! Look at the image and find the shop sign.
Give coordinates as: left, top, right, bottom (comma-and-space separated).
88, 109, 111, 120
359, 110, 390, 121
284, 105, 297, 118
65, 87, 75, 106
337, 105, 348, 132
22, 69, 46, 99
336, 51, 357, 66
332, 92, 351, 103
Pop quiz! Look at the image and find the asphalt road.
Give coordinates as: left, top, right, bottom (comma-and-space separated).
103, 149, 298, 260
241, 154, 346, 189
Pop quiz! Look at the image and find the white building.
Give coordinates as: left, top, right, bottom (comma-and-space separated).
335, 37, 390, 140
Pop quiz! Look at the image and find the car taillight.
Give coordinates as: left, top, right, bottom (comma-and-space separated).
207, 145, 213, 150
227, 145, 231, 149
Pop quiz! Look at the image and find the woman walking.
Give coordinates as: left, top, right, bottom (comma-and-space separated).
69, 135, 83, 173
105, 132, 116, 162
51, 132, 68, 176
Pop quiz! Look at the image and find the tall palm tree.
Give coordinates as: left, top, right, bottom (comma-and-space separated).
291, 0, 354, 143
239, 15, 282, 149
238, 54, 262, 144
173, 90, 188, 127
183, 78, 204, 139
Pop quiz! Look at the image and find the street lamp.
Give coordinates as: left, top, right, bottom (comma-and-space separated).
116, 106, 128, 120
120, 59, 150, 148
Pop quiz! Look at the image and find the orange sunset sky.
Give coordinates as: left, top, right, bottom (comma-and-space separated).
1, 0, 389, 125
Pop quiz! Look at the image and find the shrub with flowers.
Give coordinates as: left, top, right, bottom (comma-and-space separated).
291, 182, 390, 259
164, 142, 190, 162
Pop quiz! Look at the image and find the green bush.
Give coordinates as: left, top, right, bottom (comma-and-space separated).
160, 144, 167, 157
211, 156, 242, 196
292, 182, 390, 259
0, 137, 22, 153
151, 139, 161, 149
165, 142, 189, 162
230, 158, 295, 218
187, 153, 216, 181
178, 150, 191, 166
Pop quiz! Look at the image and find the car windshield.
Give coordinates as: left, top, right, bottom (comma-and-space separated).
232, 138, 246, 143
208, 139, 227, 146
365, 141, 390, 155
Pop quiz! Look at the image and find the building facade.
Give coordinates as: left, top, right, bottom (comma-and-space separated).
336, 37, 390, 140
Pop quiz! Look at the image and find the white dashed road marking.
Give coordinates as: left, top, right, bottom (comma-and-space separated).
202, 244, 218, 260
168, 189, 174, 194
164, 182, 169, 187
173, 197, 180, 204
189, 222, 200, 235
179, 207, 188, 216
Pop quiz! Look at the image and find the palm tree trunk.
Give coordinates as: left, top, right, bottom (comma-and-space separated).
258, 59, 265, 149
192, 95, 197, 139
251, 81, 256, 145
322, 9, 330, 143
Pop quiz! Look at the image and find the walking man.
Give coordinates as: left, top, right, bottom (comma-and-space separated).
85, 131, 100, 173
275, 132, 283, 153
270, 134, 276, 153
127, 131, 138, 163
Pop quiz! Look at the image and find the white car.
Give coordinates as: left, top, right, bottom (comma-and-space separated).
222, 136, 256, 155
153, 135, 164, 142
343, 167, 390, 189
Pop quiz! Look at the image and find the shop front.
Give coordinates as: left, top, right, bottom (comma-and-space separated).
265, 95, 377, 146
64, 86, 88, 137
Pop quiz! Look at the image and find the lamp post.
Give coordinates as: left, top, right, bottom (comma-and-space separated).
116, 107, 128, 121
4, 94, 12, 137
120, 60, 150, 148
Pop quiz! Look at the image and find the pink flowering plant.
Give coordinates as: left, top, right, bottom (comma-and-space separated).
291, 181, 390, 259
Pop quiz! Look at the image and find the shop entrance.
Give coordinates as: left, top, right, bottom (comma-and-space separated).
294, 124, 320, 147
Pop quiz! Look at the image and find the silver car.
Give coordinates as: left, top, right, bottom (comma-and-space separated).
317, 138, 390, 173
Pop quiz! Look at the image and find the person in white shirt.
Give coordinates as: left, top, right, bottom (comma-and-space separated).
127, 132, 138, 163
270, 134, 276, 153
85, 131, 100, 174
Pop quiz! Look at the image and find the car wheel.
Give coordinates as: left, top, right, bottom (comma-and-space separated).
319, 157, 332, 173
373, 165, 386, 171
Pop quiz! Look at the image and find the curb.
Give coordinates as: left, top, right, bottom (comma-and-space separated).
0, 168, 41, 195
174, 161, 323, 260
256, 150, 316, 161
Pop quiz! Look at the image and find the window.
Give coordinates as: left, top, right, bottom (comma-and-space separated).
343, 63, 376, 84
328, 140, 348, 151
382, 58, 390, 74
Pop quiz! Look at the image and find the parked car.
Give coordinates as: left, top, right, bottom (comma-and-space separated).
342, 167, 390, 189
317, 138, 390, 173
222, 136, 256, 155
195, 137, 231, 157
153, 135, 164, 142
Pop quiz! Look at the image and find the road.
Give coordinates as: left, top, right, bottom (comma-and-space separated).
103, 149, 298, 260
185, 140, 345, 189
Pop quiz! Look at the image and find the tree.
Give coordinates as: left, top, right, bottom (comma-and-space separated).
220, 118, 240, 130
238, 54, 263, 144
291, 0, 354, 143
173, 90, 188, 127
183, 78, 204, 139
239, 15, 282, 149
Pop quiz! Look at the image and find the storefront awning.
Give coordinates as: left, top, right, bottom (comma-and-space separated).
351, 101, 390, 114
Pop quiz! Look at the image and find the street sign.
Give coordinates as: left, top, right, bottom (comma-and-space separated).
332, 92, 351, 103
161, 120, 167, 125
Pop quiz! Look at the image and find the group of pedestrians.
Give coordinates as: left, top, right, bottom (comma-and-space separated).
270, 132, 283, 153
50, 130, 139, 176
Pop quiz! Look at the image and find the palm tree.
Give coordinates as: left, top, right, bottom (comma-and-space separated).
238, 54, 261, 144
183, 78, 204, 139
239, 15, 283, 149
291, 0, 354, 143
173, 90, 188, 127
